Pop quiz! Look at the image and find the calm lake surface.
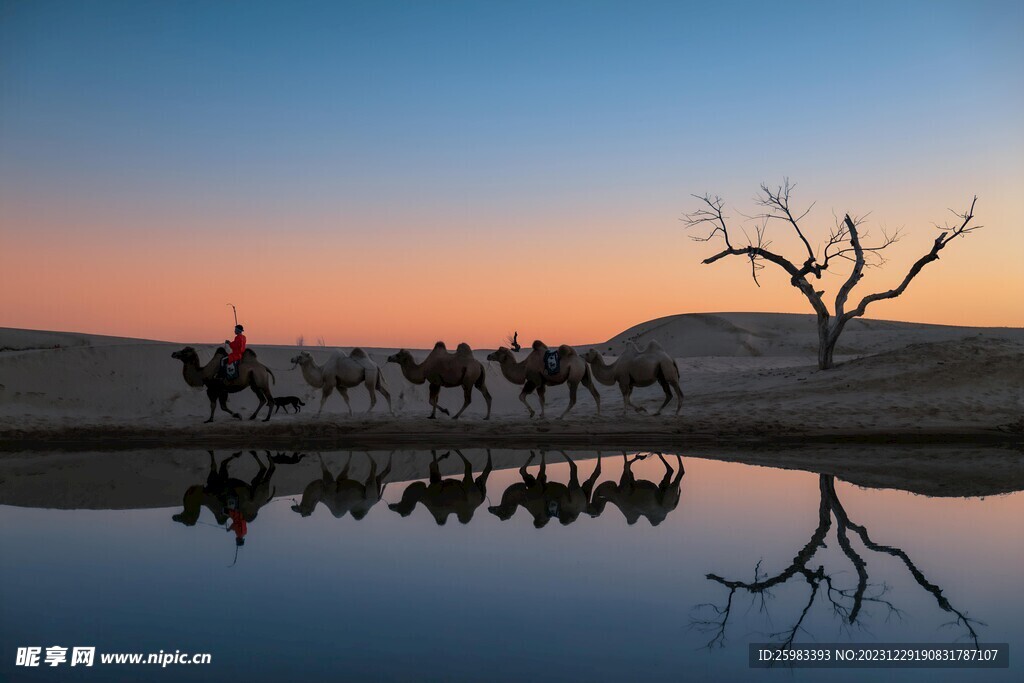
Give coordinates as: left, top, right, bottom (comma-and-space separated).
1, 448, 1021, 682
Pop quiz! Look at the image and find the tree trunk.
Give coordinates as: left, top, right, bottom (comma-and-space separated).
816, 314, 835, 370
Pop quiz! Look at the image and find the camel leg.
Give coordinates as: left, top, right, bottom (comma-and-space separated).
429, 450, 449, 484
562, 451, 579, 487
375, 374, 394, 416
337, 453, 352, 482
218, 393, 241, 420
477, 449, 493, 492
455, 449, 473, 485
671, 380, 684, 415
364, 456, 378, 489
317, 454, 334, 485
318, 385, 335, 416
262, 383, 274, 422
338, 387, 353, 416
583, 453, 602, 499
518, 381, 537, 418
582, 371, 602, 416
520, 451, 536, 485
537, 385, 547, 419
559, 381, 579, 419
657, 452, 673, 486
364, 376, 377, 413
428, 382, 452, 419
673, 454, 685, 485
248, 386, 266, 420
205, 389, 218, 423
620, 381, 645, 414
654, 376, 673, 416
428, 386, 438, 419
452, 382, 473, 420
475, 373, 492, 420
377, 453, 393, 496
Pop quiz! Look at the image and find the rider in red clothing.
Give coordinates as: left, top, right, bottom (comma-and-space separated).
221, 324, 246, 378
226, 508, 247, 546
226, 325, 246, 363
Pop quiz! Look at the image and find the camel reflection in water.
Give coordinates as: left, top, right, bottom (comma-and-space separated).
172, 450, 302, 527
487, 451, 602, 527
592, 453, 684, 526
488, 451, 684, 527
692, 474, 984, 649
171, 450, 687, 531
291, 453, 392, 520
389, 450, 492, 525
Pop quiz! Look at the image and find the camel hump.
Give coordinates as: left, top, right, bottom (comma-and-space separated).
242, 348, 258, 359
433, 341, 447, 351
644, 340, 664, 353
348, 347, 368, 359
531, 339, 547, 352
455, 343, 474, 357
558, 344, 577, 358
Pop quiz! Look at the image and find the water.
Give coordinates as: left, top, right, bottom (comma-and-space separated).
1, 448, 1021, 682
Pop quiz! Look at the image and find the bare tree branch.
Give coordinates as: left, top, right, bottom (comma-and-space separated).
841, 196, 979, 323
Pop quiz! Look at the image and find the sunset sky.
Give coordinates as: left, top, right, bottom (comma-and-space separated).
2, 0, 1022, 347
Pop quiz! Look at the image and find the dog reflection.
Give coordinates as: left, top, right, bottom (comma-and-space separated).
291, 453, 392, 520
389, 450, 492, 525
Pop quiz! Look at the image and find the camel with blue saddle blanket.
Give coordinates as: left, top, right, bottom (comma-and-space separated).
487, 340, 601, 418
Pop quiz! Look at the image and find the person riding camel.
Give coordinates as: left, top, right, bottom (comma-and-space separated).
225, 503, 247, 547
221, 324, 246, 379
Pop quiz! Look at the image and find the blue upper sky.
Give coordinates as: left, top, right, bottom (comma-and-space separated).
3, 0, 1021, 214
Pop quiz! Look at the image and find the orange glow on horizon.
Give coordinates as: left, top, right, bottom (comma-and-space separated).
2, 189, 1022, 347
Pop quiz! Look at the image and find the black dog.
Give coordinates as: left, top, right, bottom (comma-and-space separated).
273, 396, 306, 414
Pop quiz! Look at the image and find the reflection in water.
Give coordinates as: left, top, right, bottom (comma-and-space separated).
693, 474, 984, 649
2, 448, 1020, 683
172, 450, 306, 552
389, 449, 492, 525
488, 451, 603, 527
486, 451, 685, 528
291, 453, 392, 519
592, 452, 684, 526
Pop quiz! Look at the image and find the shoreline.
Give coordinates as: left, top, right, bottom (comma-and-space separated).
2, 420, 1021, 452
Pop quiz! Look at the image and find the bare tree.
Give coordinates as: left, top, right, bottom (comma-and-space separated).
316, 336, 326, 347
683, 180, 981, 369
295, 335, 305, 347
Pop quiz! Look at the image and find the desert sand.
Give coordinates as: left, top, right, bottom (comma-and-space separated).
0, 312, 1022, 450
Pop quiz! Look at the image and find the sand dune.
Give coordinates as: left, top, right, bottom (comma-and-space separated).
599, 312, 1024, 358
0, 313, 1021, 447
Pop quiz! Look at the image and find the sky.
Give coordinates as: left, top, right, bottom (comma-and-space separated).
1, 0, 1022, 347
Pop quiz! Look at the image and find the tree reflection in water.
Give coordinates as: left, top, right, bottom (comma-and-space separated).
692, 474, 984, 649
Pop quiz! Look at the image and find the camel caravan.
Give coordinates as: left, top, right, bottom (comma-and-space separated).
172, 332, 683, 423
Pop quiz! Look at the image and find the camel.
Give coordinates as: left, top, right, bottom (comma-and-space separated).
591, 453, 685, 526
290, 349, 393, 417
386, 342, 492, 419
389, 450, 492, 525
171, 346, 276, 422
488, 451, 603, 527
584, 340, 684, 414
487, 341, 601, 418
291, 453, 392, 520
